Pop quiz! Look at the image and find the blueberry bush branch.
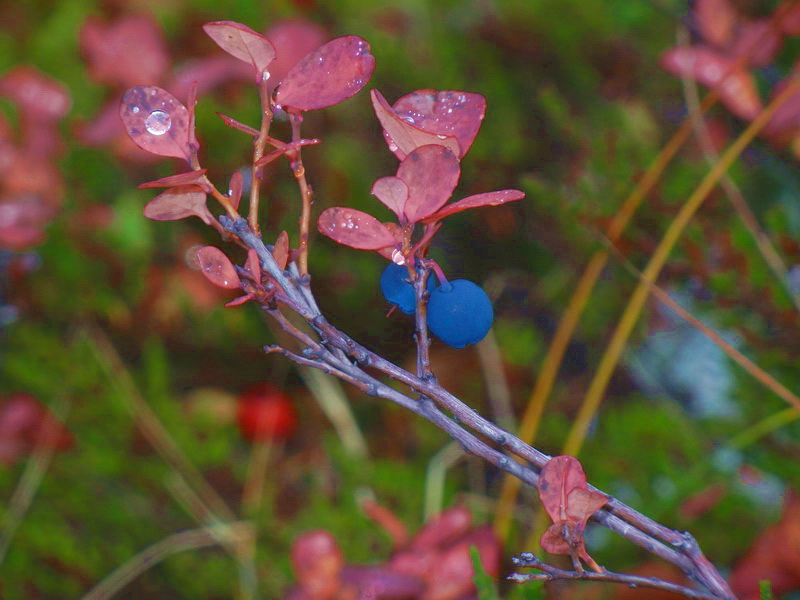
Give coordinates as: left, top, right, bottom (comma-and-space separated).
120, 20, 736, 600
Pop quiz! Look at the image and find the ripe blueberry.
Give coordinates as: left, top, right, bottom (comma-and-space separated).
427, 279, 493, 348
380, 263, 437, 314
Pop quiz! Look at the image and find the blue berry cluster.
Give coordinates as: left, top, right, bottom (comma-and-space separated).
380, 264, 493, 348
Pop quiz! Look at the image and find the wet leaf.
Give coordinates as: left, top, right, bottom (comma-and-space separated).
396, 145, 461, 223
139, 169, 208, 189
80, 16, 168, 88
275, 36, 375, 111
203, 21, 276, 82
120, 86, 193, 160
229, 171, 243, 211
371, 89, 461, 160
660, 47, 762, 121
390, 89, 486, 159
318, 207, 397, 250
371, 176, 409, 220
196, 246, 241, 290
245, 248, 261, 282
143, 185, 213, 225
422, 189, 525, 223
273, 230, 290, 270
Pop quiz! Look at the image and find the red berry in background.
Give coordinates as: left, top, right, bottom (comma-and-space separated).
236, 382, 297, 442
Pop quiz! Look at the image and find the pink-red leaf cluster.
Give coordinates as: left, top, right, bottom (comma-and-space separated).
537, 455, 608, 568
203, 21, 276, 83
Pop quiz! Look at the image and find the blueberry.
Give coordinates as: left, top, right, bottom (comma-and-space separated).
427, 279, 493, 348
380, 263, 437, 314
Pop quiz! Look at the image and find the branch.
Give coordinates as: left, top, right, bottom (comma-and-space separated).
509, 553, 721, 600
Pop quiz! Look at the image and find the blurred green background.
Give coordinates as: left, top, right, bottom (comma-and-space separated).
1, 0, 799, 597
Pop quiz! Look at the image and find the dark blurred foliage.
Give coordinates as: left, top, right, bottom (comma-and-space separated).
1, 0, 800, 598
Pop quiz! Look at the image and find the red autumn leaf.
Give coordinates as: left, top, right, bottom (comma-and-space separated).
694, 0, 736, 48
291, 530, 344, 597
782, 2, 800, 36
203, 21, 276, 83
660, 46, 762, 121
318, 207, 397, 250
245, 248, 261, 283
0, 66, 70, 122
764, 77, 800, 143
195, 246, 241, 289
538, 455, 607, 567
228, 171, 243, 210
422, 189, 525, 223
396, 145, 461, 224
371, 176, 409, 220
264, 19, 327, 87
120, 86, 193, 160
376, 223, 406, 263
139, 169, 208, 189
0, 393, 73, 465
339, 566, 424, 598
272, 230, 290, 270
730, 19, 783, 68
730, 490, 800, 600
424, 526, 500, 600
143, 185, 213, 225
371, 89, 461, 161
360, 498, 410, 549
80, 16, 169, 88
390, 89, 486, 159
409, 505, 472, 552
275, 36, 375, 111
0, 196, 55, 251
217, 112, 259, 136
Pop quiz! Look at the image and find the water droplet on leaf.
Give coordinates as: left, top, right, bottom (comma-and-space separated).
145, 110, 171, 135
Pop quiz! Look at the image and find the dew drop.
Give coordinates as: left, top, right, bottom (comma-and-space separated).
388, 142, 399, 152
391, 249, 405, 265
132, 106, 140, 114
261, 69, 271, 81
436, 134, 447, 139
145, 110, 171, 136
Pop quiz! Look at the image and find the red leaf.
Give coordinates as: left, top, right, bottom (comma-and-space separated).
139, 169, 208, 189
120, 86, 193, 160
371, 176, 409, 220
0, 66, 70, 121
694, 0, 736, 48
371, 89, 461, 161
376, 223, 406, 263
229, 171, 243, 211
317, 207, 397, 250
731, 490, 800, 600
275, 36, 375, 111
730, 19, 783, 68
422, 189, 525, 223
396, 145, 461, 223
291, 531, 344, 595
195, 246, 241, 289
203, 21, 276, 82
217, 112, 259, 136
0, 393, 73, 465
390, 89, 486, 159
225, 293, 254, 307
80, 16, 168, 88
538, 455, 607, 526
245, 248, 261, 282
273, 230, 290, 270
660, 46, 762, 121
143, 185, 213, 225
264, 19, 327, 87
360, 498, 409, 549
409, 506, 472, 551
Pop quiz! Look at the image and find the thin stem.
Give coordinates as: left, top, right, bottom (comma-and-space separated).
249, 78, 275, 234
81, 523, 251, 600
509, 553, 721, 600
289, 110, 314, 276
